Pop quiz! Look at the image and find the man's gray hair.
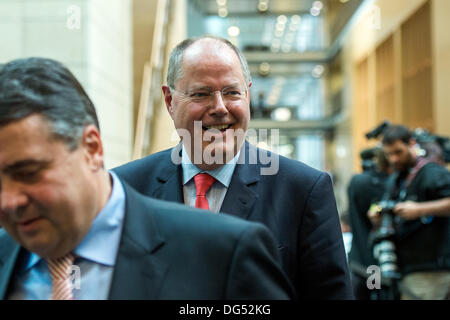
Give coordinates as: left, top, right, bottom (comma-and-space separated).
166, 36, 252, 89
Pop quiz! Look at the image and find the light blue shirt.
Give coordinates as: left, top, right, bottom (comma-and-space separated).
181, 144, 239, 213
7, 171, 126, 300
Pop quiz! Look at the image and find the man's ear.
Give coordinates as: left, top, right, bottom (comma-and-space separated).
247, 81, 252, 102
162, 85, 175, 119
81, 125, 104, 171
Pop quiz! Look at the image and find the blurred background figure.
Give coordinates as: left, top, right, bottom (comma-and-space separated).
355, 123, 450, 300
347, 145, 393, 299
374, 124, 450, 300
339, 211, 352, 260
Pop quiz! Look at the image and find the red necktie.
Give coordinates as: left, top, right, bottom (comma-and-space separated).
194, 173, 216, 210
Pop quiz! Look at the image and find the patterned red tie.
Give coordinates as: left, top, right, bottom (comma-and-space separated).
46, 253, 76, 300
194, 173, 216, 210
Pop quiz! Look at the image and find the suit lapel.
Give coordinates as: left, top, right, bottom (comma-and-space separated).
0, 235, 21, 299
220, 142, 261, 220
108, 183, 168, 300
151, 142, 262, 220
152, 144, 184, 204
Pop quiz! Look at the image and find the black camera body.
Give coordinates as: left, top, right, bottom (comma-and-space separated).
360, 147, 381, 172
368, 200, 402, 280
413, 128, 450, 163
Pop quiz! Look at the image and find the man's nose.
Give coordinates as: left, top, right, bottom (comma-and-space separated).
0, 182, 28, 215
209, 91, 228, 116
388, 155, 398, 164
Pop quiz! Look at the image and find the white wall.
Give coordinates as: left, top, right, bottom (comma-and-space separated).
86, 0, 133, 168
0, 0, 133, 169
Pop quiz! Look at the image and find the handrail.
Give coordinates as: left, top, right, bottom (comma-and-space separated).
133, 0, 170, 160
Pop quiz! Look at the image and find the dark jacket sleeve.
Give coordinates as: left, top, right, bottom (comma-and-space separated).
297, 172, 354, 299
225, 222, 295, 299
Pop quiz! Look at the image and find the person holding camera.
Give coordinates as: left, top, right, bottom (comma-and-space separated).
373, 125, 450, 299
347, 148, 393, 299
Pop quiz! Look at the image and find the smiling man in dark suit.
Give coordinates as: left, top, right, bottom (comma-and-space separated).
0, 57, 293, 300
114, 36, 354, 299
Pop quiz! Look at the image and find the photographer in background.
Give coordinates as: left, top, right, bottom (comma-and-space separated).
348, 148, 393, 299
375, 124, 450, 299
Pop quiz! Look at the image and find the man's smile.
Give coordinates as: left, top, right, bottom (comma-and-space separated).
202, 124, 232, 132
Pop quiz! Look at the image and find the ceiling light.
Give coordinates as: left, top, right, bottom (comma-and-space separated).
310, 7, 320, 16
218, 7, 228, 17
272, 108, 292, 122
258, 62, 271, 76
227, 26, 240, 37
291, 15, 301, 24
258, 0, 269, 12
336, 146, 348, 158
274, 29, 284, 37
258, 3, 268, 12
216, 0, 227, 6
275, 23, 285, 31
277, 15, 287, 24
313, 1, 323, 10
312, 65, 325, 78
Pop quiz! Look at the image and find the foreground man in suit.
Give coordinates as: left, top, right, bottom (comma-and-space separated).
0, 57, 293, 300
114, 36, 353, 299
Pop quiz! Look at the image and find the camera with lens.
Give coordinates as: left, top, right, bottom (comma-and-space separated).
368, 200, 402, 280
360, 147, 383, 172
412, 128, 450, 163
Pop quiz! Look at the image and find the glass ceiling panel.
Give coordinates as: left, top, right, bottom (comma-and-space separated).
204, 13, 324, 53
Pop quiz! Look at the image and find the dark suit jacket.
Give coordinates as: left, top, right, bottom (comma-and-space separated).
114, 142, 354, 299
0, 181, 293, 300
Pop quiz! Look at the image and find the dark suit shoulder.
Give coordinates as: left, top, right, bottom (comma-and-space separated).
278, 153, 323, 179
113, 148, 175, 192
114, 148, 173, 176
256, 147, 330, 192
252, 144, 323, 178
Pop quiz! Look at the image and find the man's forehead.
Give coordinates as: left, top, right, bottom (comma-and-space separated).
384, 140, 408, 151
183, 39, 238, 64
177, 41, 244, 89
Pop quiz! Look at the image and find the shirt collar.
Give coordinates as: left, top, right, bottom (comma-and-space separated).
181, 144, 240, 188
23, 171, 126, 270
